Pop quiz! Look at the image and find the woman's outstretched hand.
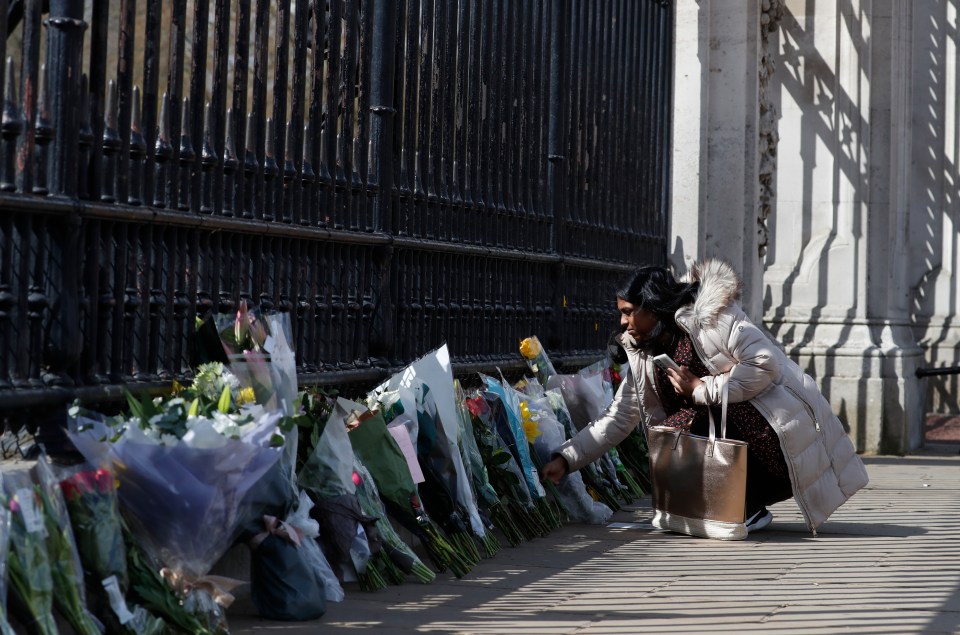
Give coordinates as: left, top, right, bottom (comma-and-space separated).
666, 366, 704, 399
541, 455, 569, 485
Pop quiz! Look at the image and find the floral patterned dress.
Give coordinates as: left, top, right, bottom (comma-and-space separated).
652, 331, 794, 512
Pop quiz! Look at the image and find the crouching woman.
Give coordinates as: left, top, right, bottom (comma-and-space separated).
541, 260, 868, 537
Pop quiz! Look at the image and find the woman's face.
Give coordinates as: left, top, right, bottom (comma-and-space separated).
617, 298, 660, 343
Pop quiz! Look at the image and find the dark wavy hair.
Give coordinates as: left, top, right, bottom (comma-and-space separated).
616, 266, 699, 326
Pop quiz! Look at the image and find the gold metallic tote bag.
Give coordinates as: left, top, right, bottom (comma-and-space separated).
645, 379, 748, 540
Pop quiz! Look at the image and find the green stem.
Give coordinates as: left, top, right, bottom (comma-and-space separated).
410, 561, 436, 584
477, 530, 501, 558
358, 564, 387, 592
450, 530, 481, 566
489, 504, 525, 547
420, 520, 474, 577
616, 466, 645, 498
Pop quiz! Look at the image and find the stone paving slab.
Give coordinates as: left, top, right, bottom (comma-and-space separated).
231, 453, 960, 634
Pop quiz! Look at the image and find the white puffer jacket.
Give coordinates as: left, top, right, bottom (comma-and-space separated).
556, 260, 869, 532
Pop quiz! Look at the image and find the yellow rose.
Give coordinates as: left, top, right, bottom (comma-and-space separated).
519, 337, 541, 360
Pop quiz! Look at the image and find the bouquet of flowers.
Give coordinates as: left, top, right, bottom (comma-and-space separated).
371, 346, 496, 559
33, 459, 102, 635
453, 381, 514, 549
67, 392, 285, 634
518, 335, 557, 386
342, 398, 472, 578
480, 375, 566, 529
214, 301, 298, 417
520, 388, 613, 525
409, 383, 481, 566
0, 490, 15, 635
59, 465, 167, 635
296, 397, 382, 591
352, 459, 435, 584
465, 394, 550, 541
246, 489, 332, 620
3, 469, 58, 635
543, 389, 623, 511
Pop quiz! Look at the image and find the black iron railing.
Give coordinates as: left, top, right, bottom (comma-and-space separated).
0, 0, 673, 428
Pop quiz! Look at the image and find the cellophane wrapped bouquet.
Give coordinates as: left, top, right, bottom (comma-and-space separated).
296, 395, 384, 591
58, 463, 168, 635
67, 374, 285, 634
371, 346, 498, 561
2, 468, 58, 635
32, 458, 103, 635
0, 486, 15, 635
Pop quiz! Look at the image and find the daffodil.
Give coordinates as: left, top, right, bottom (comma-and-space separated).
519, 401, 541, 442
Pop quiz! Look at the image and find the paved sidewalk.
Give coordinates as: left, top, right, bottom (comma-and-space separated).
230, 450, 960, 635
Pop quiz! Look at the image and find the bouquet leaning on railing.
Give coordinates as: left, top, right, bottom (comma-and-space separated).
214, 301, 298, 417
453, 381, 516, 549
67, 392, 285, 635
313, 389, 432, 584
342, 398, 472, 578
543, 385, 623, 511
351, 459, 435, 584
0, 487, 15, 635
371, 346, 498, 560
481, 375, 565, 531
296, 397, 383, 592
33, 459, 103, 635
409, 383, 481, 567
2, 469, 58, 635
206, 309, 341, 617
465, 393, 548, 542
59, 464, 167, 635
518, 385, 613, 525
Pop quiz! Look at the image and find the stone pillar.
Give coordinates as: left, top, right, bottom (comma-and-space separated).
763, 0, 924, 453
669, 0, 765, 321
909, 0, 960, 417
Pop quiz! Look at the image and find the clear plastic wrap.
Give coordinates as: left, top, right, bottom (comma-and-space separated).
373, 346, 487, 543
526, 394, 613, 525
481, 375, 546, 501
284, 491, 345, 602
68, 409, 283, 633
2, 468, 58, 635
296, 402, 375, 583
34, 458, 103, 635
545, 365, 608, 432
0, 481, 16, 635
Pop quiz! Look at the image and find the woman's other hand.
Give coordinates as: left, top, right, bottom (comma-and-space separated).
666, 366, 703, 399
541, 456, 569, 485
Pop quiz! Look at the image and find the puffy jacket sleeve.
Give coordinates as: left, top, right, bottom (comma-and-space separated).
554, 368, 642, 473
692, 312, 780, 405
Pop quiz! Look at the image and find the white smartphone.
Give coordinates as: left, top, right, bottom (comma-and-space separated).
653, 354, 681, 372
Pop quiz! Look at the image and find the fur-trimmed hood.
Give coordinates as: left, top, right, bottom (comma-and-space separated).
680, 259, 742, 329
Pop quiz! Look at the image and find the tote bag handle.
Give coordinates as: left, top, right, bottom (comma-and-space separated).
706, 376, 730, 456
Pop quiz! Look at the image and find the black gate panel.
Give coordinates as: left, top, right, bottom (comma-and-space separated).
0, 0, 673, 414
